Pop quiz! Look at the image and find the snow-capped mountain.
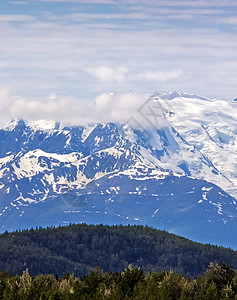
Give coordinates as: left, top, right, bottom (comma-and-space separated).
1, 92, 237, 249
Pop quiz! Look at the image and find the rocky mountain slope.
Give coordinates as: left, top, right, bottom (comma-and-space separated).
0, 92, 237, 248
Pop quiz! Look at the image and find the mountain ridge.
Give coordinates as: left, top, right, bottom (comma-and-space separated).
0, 92, 237, 248
1, 223, 237, 278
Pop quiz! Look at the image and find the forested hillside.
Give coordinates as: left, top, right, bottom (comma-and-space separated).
0, 224, 237, 278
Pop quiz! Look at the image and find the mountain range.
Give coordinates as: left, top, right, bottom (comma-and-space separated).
0, 91, 237, 249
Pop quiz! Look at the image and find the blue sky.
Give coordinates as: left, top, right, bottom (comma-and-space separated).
0, 0, 237, 123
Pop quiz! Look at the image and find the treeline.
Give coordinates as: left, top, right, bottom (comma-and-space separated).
1, 263, 237, 299
0, 224, 237, 278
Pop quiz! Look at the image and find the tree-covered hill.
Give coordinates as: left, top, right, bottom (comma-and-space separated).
0, 224, 237, 278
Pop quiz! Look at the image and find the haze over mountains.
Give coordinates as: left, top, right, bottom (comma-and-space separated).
0, 92, 237, 249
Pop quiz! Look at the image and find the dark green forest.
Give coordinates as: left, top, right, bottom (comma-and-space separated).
1, 263, 237, 299
1, 224, 237, 279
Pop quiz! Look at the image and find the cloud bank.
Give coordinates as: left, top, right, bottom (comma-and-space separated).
137, 69, 183, 81
1, 89, 152, 127
87, 66, 128, 83
1, 0, 237, 100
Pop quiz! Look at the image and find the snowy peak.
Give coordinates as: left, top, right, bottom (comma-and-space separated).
161, 91, 180, 100
4, 119, 57, 132
159, 93, 237, 197
4, 119, 27, 131
0, 114, 234, 196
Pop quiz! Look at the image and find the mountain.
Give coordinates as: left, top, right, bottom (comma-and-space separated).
0, 92, 237, 248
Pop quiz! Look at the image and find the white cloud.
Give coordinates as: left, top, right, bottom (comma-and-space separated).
87, 66, 128, 84
1, 0, 237, 100
62, 12, 149, 22
36, 0, 237, 6
119, 0, 237, 7
0, 15, 36, 22
38, 0, 116, 3
128, 6, 222, 16
10, 1, 28, 4
9, 95, 85, 123
137, 69, 183, 82
0, 86, 14, 125
0, 86, 13, 109
1, 91, 151, 127
218, 17, 237, 25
